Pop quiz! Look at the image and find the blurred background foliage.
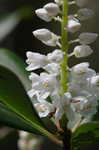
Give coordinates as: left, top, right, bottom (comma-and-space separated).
0, 0, 99, 150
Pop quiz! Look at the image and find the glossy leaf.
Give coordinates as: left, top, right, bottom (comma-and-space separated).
72, 122, 99, 150
0, 103, 37, 133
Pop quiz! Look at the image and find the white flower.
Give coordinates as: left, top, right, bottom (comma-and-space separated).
71, 62, 96, 78
75, 0, 88, 7
68, 16, 81, 33
26, 50, 63, 72
47, 49, 64, 63
78, 32, 98, 45
33, 29, 52, 41
26, 51, 48, 71
43, 63, 60, 74
72, 96, 97, 117
33, 29, 60, 47
89, 75, 99, 87
34, 101, 55, 118
28, 72, 59, 99
52, 92, 72, 120
35, 8, 52, 22
88, 76, 99, 96
78, 8, 94, 21
73, 45, 93, 58
44, 3, 60, 16
54, 0, 63, 6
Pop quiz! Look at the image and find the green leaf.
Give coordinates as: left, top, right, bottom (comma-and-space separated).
0, 66, 61, 145
72, 122, 99, 150
0, 48, 30, 91
0, 103, 39, 134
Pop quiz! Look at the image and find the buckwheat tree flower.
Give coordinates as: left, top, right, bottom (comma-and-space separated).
34, 101, 55, 118
44, 3, 60, 16
26, 0, 99, 149
72, 45, 93, 58
26, 51, 48, 71
35, 8, 52, 22
28, 72, 59, 99
33, 29, 60, 46
67, 16, 81, 33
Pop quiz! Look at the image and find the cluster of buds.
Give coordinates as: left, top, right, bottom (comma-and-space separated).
26, 0, 99, 132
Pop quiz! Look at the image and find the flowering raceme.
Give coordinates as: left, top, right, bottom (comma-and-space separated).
26, 0, 99, 132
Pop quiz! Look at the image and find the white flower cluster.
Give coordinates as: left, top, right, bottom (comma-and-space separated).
26, 0, 99, 131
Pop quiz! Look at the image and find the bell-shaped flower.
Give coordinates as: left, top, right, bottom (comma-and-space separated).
77, 8, 94, 21
28, 72, 60, 100
34, 101, 55, 118
67, 16, 81, 33
78, 32, 98, 44
71, 62, 96, 79
47, 49, 64, 63
35, 8, 52, 22
72, 96, 97, 118
44, 3, 60, 16
26, 51, 48, 71
73, 45, 93, 58
33, 29, 60, 47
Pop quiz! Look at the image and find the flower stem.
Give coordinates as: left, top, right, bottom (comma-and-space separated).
60, 0, 68, 95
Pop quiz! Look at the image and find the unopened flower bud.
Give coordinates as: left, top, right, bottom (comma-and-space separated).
44, 3, 60, 16
33, 29, 52, 41
35, 8, 52, 22
33, 29, 59, 47
73, 45, 93, 58
78, 8, 94, 21
67, 16, 81, 33
78, 32, 98, 44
